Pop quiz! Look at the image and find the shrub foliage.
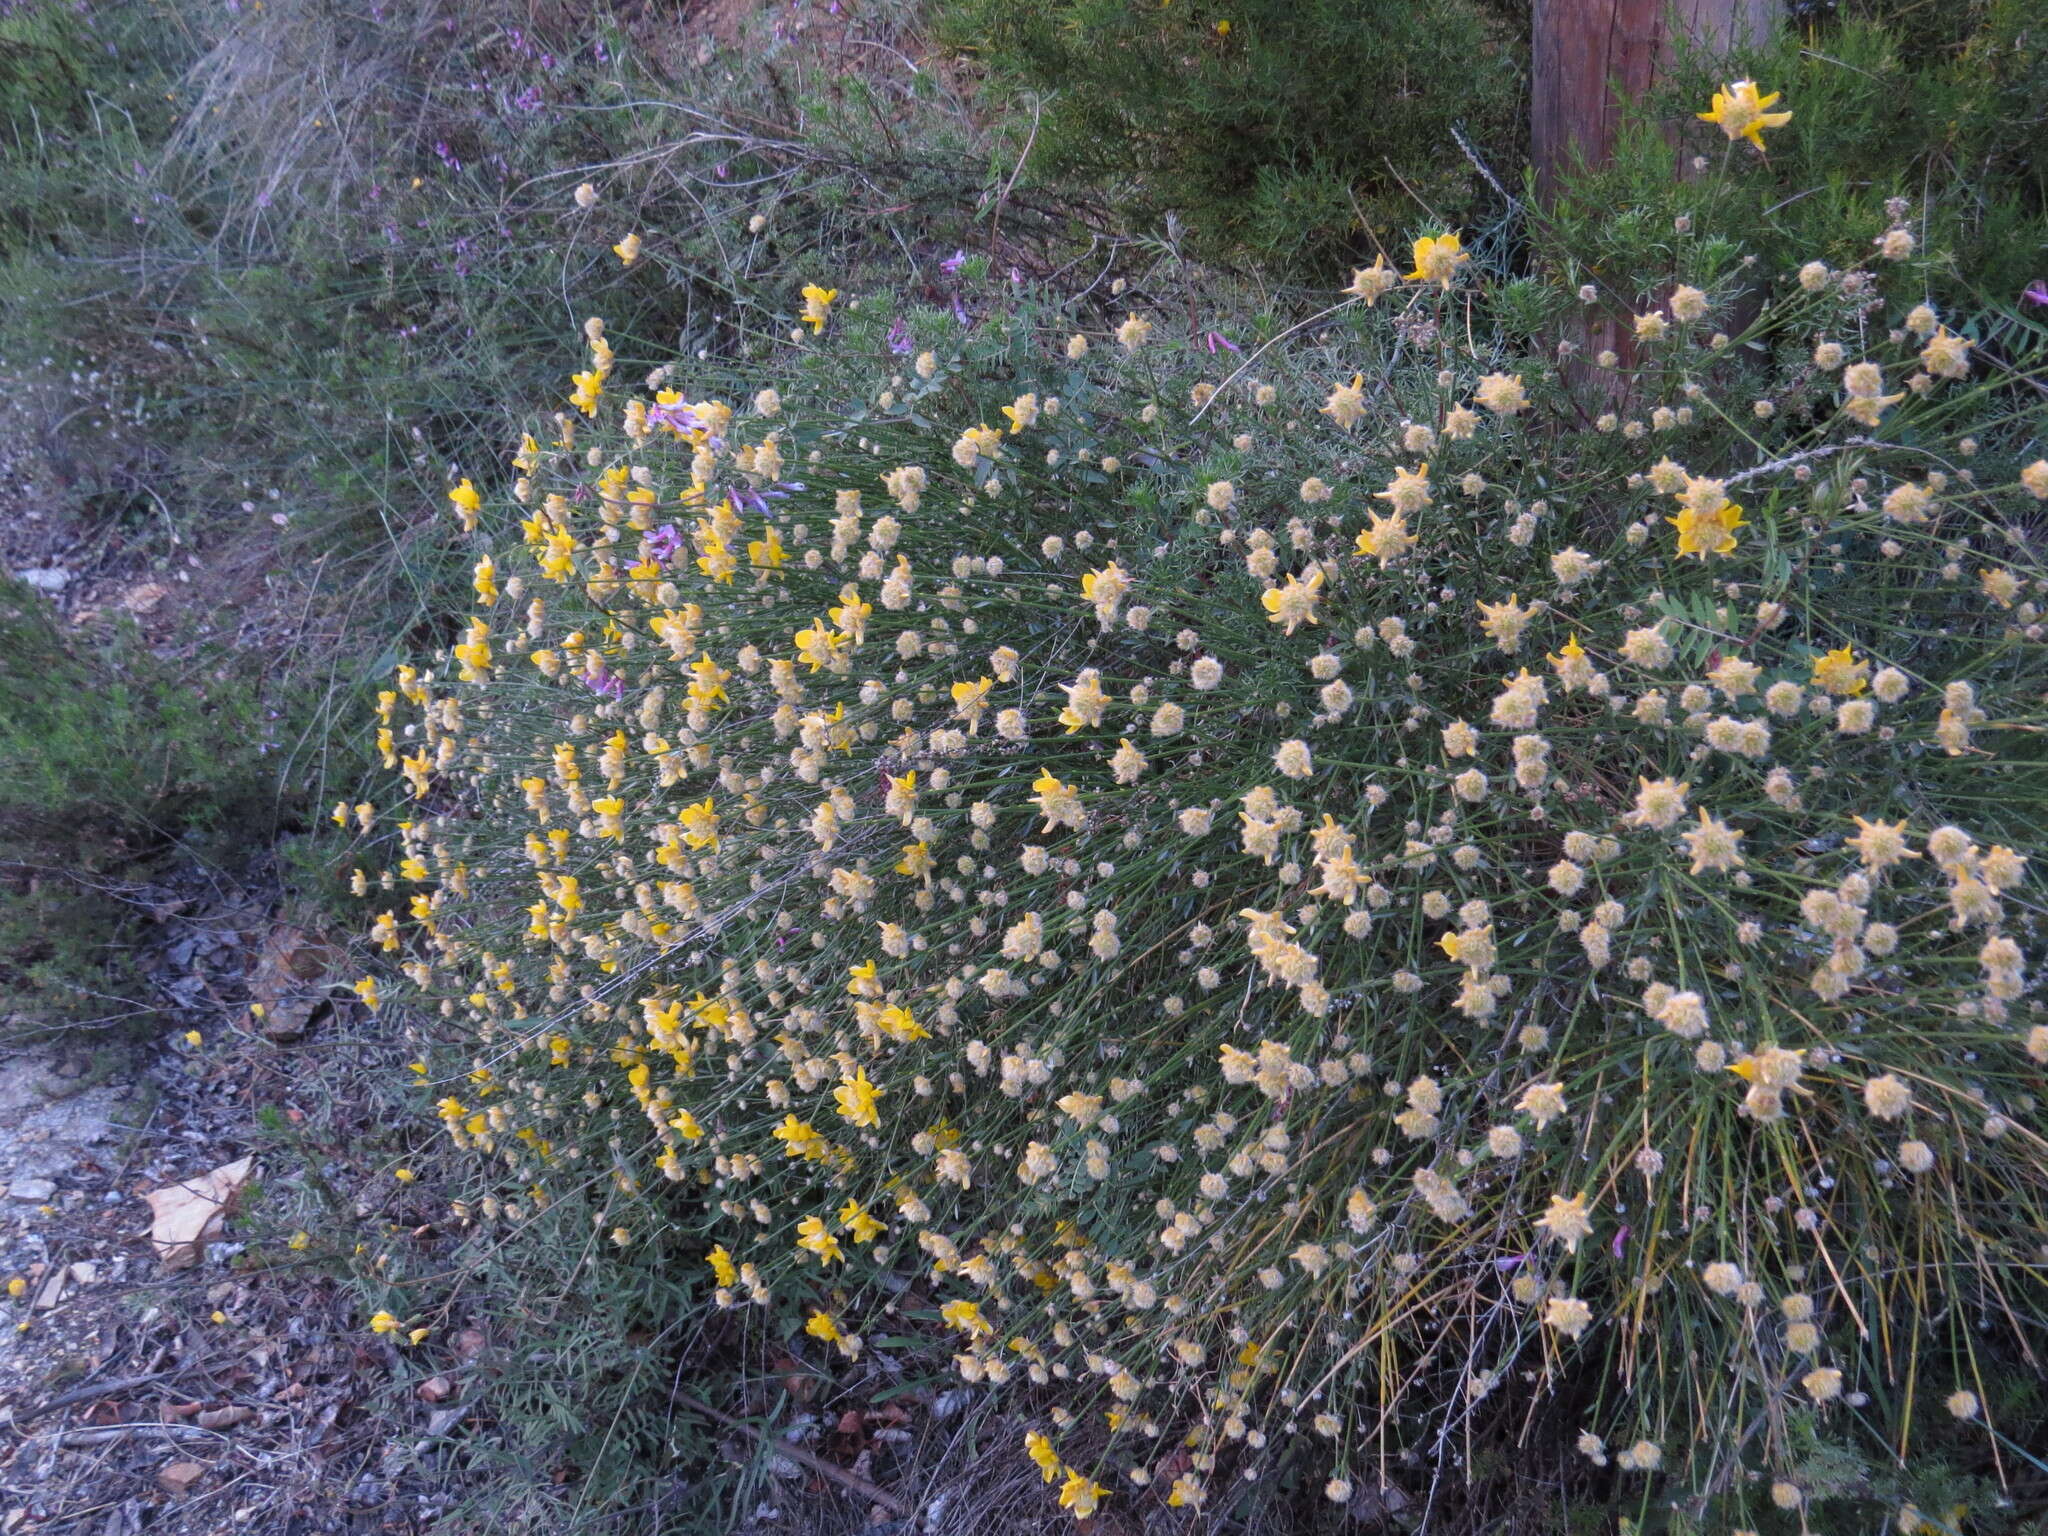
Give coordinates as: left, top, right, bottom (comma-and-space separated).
360, 108, 2048, 1530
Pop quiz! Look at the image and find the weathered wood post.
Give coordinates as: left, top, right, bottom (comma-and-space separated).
1531, 0, 1784, 204
1530, 0, 1782, 398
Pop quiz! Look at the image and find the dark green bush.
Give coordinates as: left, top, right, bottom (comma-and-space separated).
934, 0, 1527, 273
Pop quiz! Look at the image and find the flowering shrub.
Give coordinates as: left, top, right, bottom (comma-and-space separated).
359, 129, 2048, 1526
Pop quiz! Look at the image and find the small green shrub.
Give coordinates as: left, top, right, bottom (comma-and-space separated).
0, 0, 94, 138
356, 141, 2048, 1532
934, 0, 1526, 273
0, 579, 276, 1035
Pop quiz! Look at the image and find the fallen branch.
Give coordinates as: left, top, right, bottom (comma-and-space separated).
32, 1423, 224, 1449
673, 1391, 910, 1517
8, 1370, 180, 1427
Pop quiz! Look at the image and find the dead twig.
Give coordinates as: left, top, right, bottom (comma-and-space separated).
28, 1422, 227, 1449
8, 1369, 181, 1428
673, 1391, 910, 1517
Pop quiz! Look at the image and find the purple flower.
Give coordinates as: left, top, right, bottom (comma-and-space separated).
887, 317, 914, 355
952, 294, 970, 327
584, 665, 625, 701
940, 248, 968, 275
1204, 330, 1241, 354
646, 523, 684, 563
1493, 1252, 1528, 1274
2024, 280, 2048, 308
647, 400, 705, 435
1611, 1225, 1631, 1261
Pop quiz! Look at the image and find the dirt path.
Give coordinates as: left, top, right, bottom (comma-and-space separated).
0, 861, 446, 1535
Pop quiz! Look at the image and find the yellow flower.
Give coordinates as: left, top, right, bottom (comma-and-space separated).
747, 527, 787, 571
1030, 770, 1084, 832
1001, 392, 1040, 433
707, 1245, 739, 1286
794, 616, 850, 673
796, 1215, 844, 1265
950, 676, 994, 731
874, 1004, 929, 1043
839, 1198, 886, 1243
1375, 461, 1431, 516
1437, 925, 1492, 964
833, 1067, 884, 1128
1058, 1470, 1107, 1519
678, 797, 720, 850
1025, 1430, 1062, 1483
1667, 498, 1746, 559
1261, 568, 1325, 634
829, 590, 871, 638
1698, 80, 1791, 152
941, 1297, 992, 1335
369, 1310, 402, 1335
1322, 373, 1367, 431
472, 555, 499, 605
1354, 511, 1415, 568
612, 231, 644, 266
805, 1310, 841, 1343
686, 653, 731, 709
800, 283, 838, 333
951, 423, 1004, 468
1405, 231, 1468, 288
447, 478, 482, 532
773, 1114, 828, 1159
1343, 258, 1397, 306
1810, 645, 1870, 697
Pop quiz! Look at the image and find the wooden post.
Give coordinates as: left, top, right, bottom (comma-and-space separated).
1531, 0, 1782, 404
1531, 0, 1783, 204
